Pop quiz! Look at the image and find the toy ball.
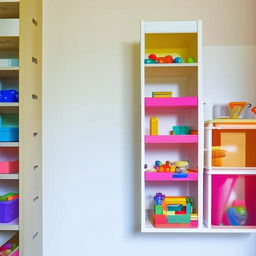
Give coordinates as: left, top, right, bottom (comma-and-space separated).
148, 54, 158, 61
164, 55, 174, 63
225, 207, 248, 225
174, 57, 182, 63
144, 58, 153, 64
157, 57, 165, 63
155, 160, 162, 167
187, 57, 195, 63
144, 164, 148, 169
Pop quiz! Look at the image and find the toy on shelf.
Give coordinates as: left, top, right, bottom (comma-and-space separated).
152, 193, 198, 227
223, 200, 248, 226
145, 54, 183, 64
0, 90, 19, 103
174, 161, 188, 174
172, 126, 190, 135
152, 91, 172, 98
212, 146, 226, 167
0, 234, 19, 256
145, 160, 195, 178
187, 57, 195, 63
150, 117, 158, 135
229, 102, 247, 119
174, 57, 182, 63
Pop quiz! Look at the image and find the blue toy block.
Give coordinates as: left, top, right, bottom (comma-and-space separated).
172, 173, 188, 178
168, 204, 183, 211
186, 202, 192, 214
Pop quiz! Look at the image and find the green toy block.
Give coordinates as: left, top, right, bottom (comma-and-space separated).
186, 197, 193, 205
167, 214, 190, 224
168, 204, 182, 211
154, 204, 163, 215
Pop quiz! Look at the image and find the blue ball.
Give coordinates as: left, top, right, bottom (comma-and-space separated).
174, 57, 183, 63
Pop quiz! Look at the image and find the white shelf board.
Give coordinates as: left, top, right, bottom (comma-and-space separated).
0, 172, 18, 179
145, 63, 198, 68
144, 220, 256, 233
0, 103, 18, 107
0, 142, 18, 147
206, 167, 256, 175
0, 218, 19, 231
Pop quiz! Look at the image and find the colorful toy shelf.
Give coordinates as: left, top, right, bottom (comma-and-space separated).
145, 171, 198, 181
141, 21, 203, 232
145, 135, 198, 144
145, 97, 198, 109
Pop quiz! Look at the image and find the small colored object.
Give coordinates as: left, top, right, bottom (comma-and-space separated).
174, 161, 189, 173
173, 126, 189, 135
152, 91, 172, 98
0, 160, 19, 174
0, 90, 19, 103
164, 55, 174, 63
157, 57, 165, 63
187, 57, 195, 63
212, 146, 226, 167
0, 198, 19, 223
144, 58, 153, 64
172, 173, 188, 178
174, 57, 182, 63
223, 200, 248, 226
0, 193, 19, 201
148, 54, 158, 61
251, 106, 256, 116
228, 102, 247, 119
154, 160, 162, 167
150, 117, 158, 135
168, 204, 183, 211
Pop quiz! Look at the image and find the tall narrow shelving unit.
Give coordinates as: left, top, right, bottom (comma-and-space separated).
141, 21, 203, 232
0, 0, 42, 254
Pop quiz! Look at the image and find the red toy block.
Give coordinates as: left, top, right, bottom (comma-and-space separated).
154, 214, 167, 224
175, 211, 186, 215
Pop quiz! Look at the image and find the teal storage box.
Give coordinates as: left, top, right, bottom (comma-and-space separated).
0, 127, 19, 142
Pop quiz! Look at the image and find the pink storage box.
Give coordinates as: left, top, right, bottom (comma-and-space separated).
0, 161, 18, 174
9, 248, 19, 256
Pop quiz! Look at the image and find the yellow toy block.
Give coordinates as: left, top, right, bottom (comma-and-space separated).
167, 211, 175, 216
150, 117, 158, 135
152, 92, 172, 98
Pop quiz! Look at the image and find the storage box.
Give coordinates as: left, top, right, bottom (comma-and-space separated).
0, 127, 18, 142
212, 175, 256, 226
0, 199, 19, 223
0, 160, 18, 174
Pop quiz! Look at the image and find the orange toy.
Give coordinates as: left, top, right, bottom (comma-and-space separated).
212, 146, 226, 167
229, 102, 247, 119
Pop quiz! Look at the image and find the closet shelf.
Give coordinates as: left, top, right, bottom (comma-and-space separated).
145, 172, 198, 181
145, 63, 198, 67
145, 97, 198, 109
0, 172, 19, 180
0, 142, 19, 147
145, 135, 198, 144
0, 67, 19, 78
0, 218, 19, 231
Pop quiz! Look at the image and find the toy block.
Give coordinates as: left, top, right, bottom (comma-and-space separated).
172, 173, 188, 178
167, 214, 190, 224
191, 213, 198, 220
152, 92, 172, 98
166, 211, 175, 216
154, 214, 167, 224
150, 117, 158, 135
168, 204, 183, 211
175, 211, 186, 215
186, 203, 191, 214
154, 204, 163, 215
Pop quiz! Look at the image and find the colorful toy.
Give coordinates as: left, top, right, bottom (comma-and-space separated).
152, 91, 172, 98
187, 57, 195, 63
144, 58, 157, 64
164, 55, 174, 63
212, 146, 226, 167
148, 54, 158, 61
174, 161, 188, 173
228, 102, 247, 119
174, 57, 182, 63
173, 126, 189, 135
152, 193, 198, 226
0, 234, 18, 256
223, 200, 248, 226
150, 117, 158, 135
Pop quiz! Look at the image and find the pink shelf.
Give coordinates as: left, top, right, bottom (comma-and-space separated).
145, 172, 198, 181
145, 135, 198, 144
145, 97, 198, 109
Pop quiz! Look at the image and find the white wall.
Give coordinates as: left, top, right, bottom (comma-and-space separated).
43, 0, 256, 255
